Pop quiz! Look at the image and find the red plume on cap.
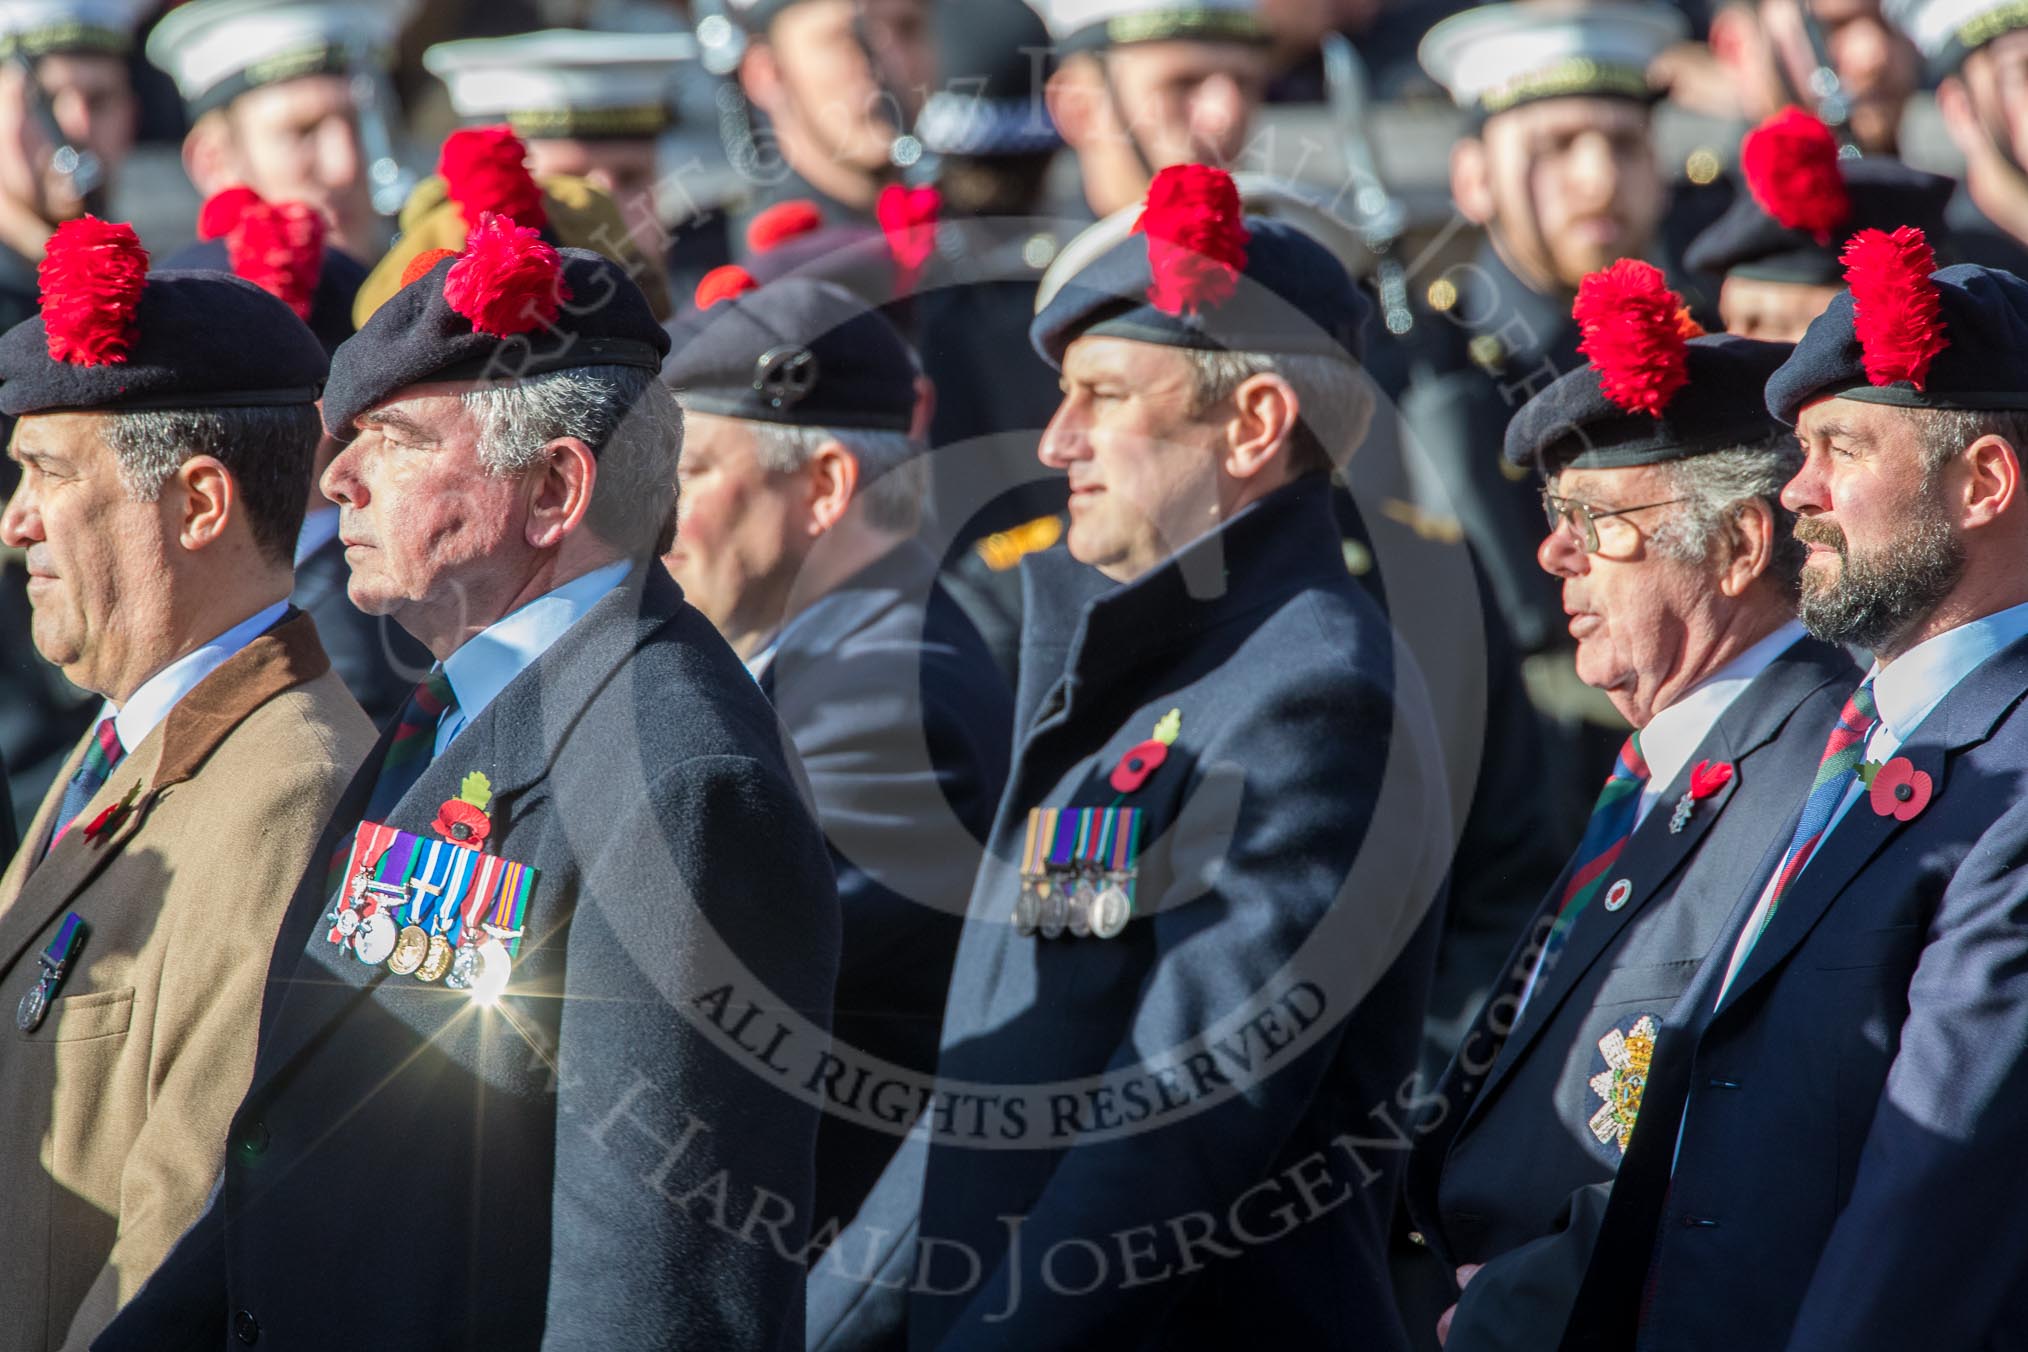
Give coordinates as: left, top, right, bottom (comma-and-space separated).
1133, 164, 1249, 317
877, 183, 941, 283
746, 200, 824, 254
197, 187, 327, 322
694, 264, 759, 309
402, 247, 461, 289
442, 212, 571, 338
38, 215, 149, 367
439, 125, 547, 231
1741, 108, 1851, 244
1842, 225, 1947, 391
1573, 259, 1705, 418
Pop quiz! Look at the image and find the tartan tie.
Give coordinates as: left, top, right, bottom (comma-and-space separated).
1519, 733, 1650, 1012
1735, 680, 1879, 962
365, 669, 457, 823
47, 717, 125, 850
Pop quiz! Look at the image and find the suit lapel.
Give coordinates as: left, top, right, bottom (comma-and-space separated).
0, 732, 90, 910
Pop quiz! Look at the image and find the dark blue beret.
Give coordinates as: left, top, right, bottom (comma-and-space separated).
161, 238, 368, 355
1030, 217, 1369, 369
663, 278, 915, 431
1506, 334, 1795, 471
323, 247, 671, 438
1685, 159, 1956, 286
1765, 263, 2028, 424
0, 270, 327, 417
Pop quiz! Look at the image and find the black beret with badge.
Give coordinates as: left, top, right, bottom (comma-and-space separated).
1029, 163, 1371, 368
0, 215, 327, 417
1685, 109, 1955, 286
322, 214, 671, 438
663, 272, 917, 431
1506, 259, 1793, 472
1766, 229, 2028, 423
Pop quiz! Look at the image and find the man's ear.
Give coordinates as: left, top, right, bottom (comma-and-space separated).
173, 455, 235, 552
1045, 56, 1105, 152
1718, 496, 1776, 598
804, 439, 860, 533
1960, 432, 2023, 531
181, 112, 236, 199
1222, 372, 1301, 482
1451, 136, 1494, 226
740, 40, 785, 117
1706, 5, 1759, 74
522, 437, 598, 550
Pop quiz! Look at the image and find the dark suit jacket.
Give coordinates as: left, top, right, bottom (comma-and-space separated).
1562, 632, 2028, 1352
1405, 635, 1858, 1351
807, 475, 1450, 1351
761, 541, 1012, 1231
96, 566, 841, 1352
292, 531, 434, 728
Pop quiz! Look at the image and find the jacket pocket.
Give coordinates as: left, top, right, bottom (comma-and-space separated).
40, 986, 135, 1042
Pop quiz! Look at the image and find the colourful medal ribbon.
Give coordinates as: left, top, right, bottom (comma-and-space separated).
1119, 808, 1142, 907
1048, 807, 1075, 869
41, 912, 84, 972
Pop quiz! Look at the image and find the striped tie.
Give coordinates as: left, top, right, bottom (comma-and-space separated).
47, 717, 125, 850
1735, 680, 1879, 962
365, 669, 457, 823
1519, 733, 1650, 1012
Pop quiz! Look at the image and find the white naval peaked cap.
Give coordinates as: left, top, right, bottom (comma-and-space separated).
0, 0, 144, 59
146, 0, 419, 116
422, 29, 696, 142
1419, 1, 1686, 117
1886, 0, 2028, 70
1033, 0, 1267, 53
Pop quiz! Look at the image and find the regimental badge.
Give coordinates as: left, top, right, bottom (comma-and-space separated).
326, 820, 538, 1001
1014, 806, 1144, 940
1587, 1013, 1661, 1156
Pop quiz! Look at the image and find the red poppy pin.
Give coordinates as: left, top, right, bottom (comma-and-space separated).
1668, 760, 1734, 834
433, 771, 494, 848
1110, 708, 1182, 795
1867, 757, 1932, 821
82, 782, 141, 844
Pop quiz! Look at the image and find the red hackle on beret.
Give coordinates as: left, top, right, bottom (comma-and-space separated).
442, 212, 571, 339
439, 125, 547, 231
876, 183, 941, 279
1573, 259, 1704, 418
1133, 164, 1250, 317
196, 185, 264, 241
198, 188, 327, 322
1842, 225, 1947, 391
694, 264, 759, 309
39, 216, 149, 367
401, 247, 461, 290
1742, 108, 1851, 245
746, 199, 824, 254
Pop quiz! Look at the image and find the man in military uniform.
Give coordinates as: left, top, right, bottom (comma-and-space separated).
99, 226, 840, 1348
1895, 0, 2028, 277
662, 274, 1011, 1231
1685, 109, 1953, 342
807, 164, 1447, 1351
147, 0, 414, 261
0, 222, 374, 1350
1403, 266, 1859, 1352
1702, 0, 1918, 157
1564, 252, 2028, 1352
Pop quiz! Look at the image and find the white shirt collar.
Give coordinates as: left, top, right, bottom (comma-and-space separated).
1867, 598, 2028, 743
294, 505, 341, 567
1635, 620, 1807, 824
107, 600, 290, 754
436, 559, 630, 750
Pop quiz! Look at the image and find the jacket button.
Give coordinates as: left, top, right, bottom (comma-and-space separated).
235, 1120, 270, 1163
1682, 1215, 1720, 1228
1706, 1077, 1741, 1089
234, 1309, 260, 1344
1407, 1230, 1427, 1247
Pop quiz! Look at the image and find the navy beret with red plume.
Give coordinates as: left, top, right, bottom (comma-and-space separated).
1030, 164, 1368, 368
1765, 240, 2028, 423
0, 215, 326, 416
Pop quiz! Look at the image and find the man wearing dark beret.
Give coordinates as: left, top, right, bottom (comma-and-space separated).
661, 273, 1011, 1232
99, 217, 841, 1351
1685, 108, 1954, 342
806, 163, 1447, 1351
0, 217, 375, 1349
1563, 239, 2028, 1352
1401, 259, 1859, 1352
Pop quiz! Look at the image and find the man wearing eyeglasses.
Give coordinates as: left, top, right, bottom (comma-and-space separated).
1402, 278, 1859, 1351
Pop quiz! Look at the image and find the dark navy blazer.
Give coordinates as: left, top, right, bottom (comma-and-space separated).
1405, 634, 1858, 1350
808, 475, 1450, 1351
1562, 631, 2028, 1352
96, 567, 841, 1352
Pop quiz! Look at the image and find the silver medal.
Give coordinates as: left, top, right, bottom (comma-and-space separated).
1069, 877, 1096, 937
1092, 884, 1131, 939
334, 907, 362, 937
1012, 886, 1041, 936
1039, 881, 1068, 939
16, 979, 49, 1033
446, 943, 482, 989
352, 911, 398, 965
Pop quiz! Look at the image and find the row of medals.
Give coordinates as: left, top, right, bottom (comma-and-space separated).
1014, 865, 1133, 939
330, 871, 513, 991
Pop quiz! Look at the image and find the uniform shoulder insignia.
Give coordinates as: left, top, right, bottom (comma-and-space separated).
1378, 497, 1464, 545
975, 513, 1064, 572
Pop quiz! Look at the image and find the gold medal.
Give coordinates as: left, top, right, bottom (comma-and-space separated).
417, 934, 454, 982
388, 924, 430, 975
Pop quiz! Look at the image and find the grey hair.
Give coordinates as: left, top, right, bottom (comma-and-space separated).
1180, 349, 1373, 476
98, 403, 322, 566
1651, 434, 1806, 591
459, 365, 682, 556
746, 422, 929, 534
1910, 408, 2028, 479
